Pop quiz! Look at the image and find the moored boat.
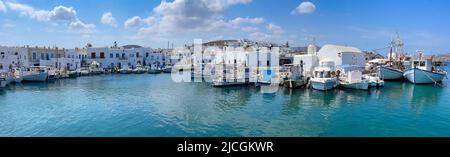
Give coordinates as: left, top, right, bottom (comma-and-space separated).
21, 66, 48, 82
404, 67, 447, 84
403, 51, 447, 84
68, 70, 79, 78
310, 66, 337, 91
378, 66, 404, 80
337, 65, 369, 90
163, 66, 172, 73
0, 73, 8, 88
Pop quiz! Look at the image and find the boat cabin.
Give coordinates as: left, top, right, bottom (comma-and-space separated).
27, 66, 48, 73
314, 67, 334, 79
412, 60, 432, 71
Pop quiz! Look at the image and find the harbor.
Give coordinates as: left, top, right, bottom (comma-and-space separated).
0, 37, 449, 136
1, 72, 449, 137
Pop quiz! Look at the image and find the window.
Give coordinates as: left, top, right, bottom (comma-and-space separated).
0, 64, 3, 69
122, 53, 125, 58
46, 53, 50, 60
116, 53, 119, 58
136, 52, 140, 58
146, 52, 149, 57
41, 53, 45, 60
51, 54, 54, 58
110, 53, 114, 58
100, 52, 105, 59
91, 52, 96, 59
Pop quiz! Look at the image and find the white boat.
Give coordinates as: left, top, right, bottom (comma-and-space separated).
378, 66, 404, 80
21, 66, 48, 82
310, 66, 337, 91
13, 74, 23, 83
281, 64, 306, 88
403, 59, 447, 84
337, 65, 369, 90
68, 70, 79, 78
46, 67, 60, 80
364, 73, 384, 87
163, 66, 173, 73
80, 67, 90, 76
119, 68, 133, 74
0, 73, 8, 88
148, 66, 161, 74
133, 65, 146, 74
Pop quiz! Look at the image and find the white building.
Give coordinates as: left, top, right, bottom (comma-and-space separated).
0, 46, 29, 72
316, 44, 365, 68
82, 44, 165, 69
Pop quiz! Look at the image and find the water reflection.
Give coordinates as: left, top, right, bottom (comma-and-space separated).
214, 87, 253, 112
404, 83, 444, 113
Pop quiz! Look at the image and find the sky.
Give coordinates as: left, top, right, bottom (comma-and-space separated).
0, 0, 449, 55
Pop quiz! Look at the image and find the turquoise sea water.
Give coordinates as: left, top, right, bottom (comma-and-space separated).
0, 66, 449, 137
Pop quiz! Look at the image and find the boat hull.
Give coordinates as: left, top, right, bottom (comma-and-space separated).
403, 68, 446, 84
14, 77, 23, 83
339, 81, 369, 90
148, 69, 161, 74
68, 72, 79, 78
0, 79, 7, 88
378, 66, 404, 80
163, 68, 172, 73
22, 73, 48, 82
310, 79, 337, 91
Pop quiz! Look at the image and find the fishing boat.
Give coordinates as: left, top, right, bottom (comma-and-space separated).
21, 66, 48, 82
378, 66, 404, 80
403, 53, 447, 84
377, 47, 405, 80
337, 65, 369, 90
281, 64, 306, 88
310, 66, 337, 91
133, 65, 146, 74
68, 70, 79, 78
163, 66, 173, 73
309, 60, 338, 91
119, 67, 133, 74
376, 35, 408, 80
148, 66, 161, 74
46, 67, 60, 80
0, 72, 8, 88
80, 67, 90, 76
364, 73, 385, 87
13, 74, 23, 83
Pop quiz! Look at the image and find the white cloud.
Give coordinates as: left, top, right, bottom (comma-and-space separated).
69, 19, 95, 33
124, 16, 142, 29
5, 2, 95, 33
266, 23, 284, 35
230, 17, 264, 26
292, 1, 316, 14
101, 12, 117, 27
127, 0, 255, 39
241, 26, 258, 32
0, 1, 6, 12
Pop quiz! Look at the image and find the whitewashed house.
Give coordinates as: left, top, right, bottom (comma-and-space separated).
316, 44, 365, 68
0, 46, 29, 72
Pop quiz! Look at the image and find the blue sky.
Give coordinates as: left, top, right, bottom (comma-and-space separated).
0, 0, 449, 55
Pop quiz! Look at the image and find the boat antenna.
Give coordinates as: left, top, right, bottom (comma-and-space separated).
416, 50, 424, 60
